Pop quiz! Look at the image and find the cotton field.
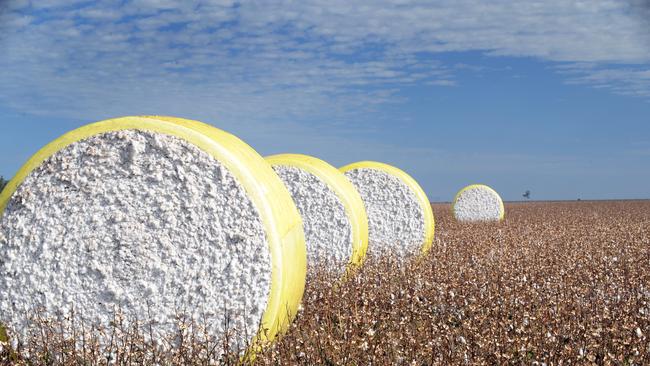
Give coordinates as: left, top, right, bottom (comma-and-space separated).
0, 117, 648, 365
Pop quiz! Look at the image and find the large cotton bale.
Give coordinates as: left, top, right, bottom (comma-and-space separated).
453, 184, 505, 222
0, 116, 306, 355
340, 161, 434, 258
266, 154, 368, 277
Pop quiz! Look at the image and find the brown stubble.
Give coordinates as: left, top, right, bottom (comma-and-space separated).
257, 201, 650, 365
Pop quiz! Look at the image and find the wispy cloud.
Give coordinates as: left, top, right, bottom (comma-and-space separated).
558, 63, 650, 98
0, 0, 649, 126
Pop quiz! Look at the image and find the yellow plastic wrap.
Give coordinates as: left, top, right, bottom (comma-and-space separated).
0, 116, 307, 353
452, 184, 505, 221
339, 161, 435, 256
266, 154, 369, 271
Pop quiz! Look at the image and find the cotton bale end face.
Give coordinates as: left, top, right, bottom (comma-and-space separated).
340, 161, 434, 258
266, 154, 368, 278
453, 184, 505, 222
0, 116, 306, 355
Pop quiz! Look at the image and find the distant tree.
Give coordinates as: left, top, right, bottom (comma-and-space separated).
0, 176, 7, 193
522, 190, 531, 200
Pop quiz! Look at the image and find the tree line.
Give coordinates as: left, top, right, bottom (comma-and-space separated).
0, 176, 7, 193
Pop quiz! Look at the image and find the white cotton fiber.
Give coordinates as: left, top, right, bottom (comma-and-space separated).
453, 185, 504, 222
273, 166, 352, 276
344, 168, 425, 258
0, 130, 271, 351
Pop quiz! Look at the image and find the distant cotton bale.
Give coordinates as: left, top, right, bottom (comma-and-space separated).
340, 161, 434, 258
453, 184, 505, 222
267, 154, 368, 277
0, 116, 306, 355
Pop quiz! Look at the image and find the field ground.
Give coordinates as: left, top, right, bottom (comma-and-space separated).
257, 201, 650, 365
2, 201, 649, 365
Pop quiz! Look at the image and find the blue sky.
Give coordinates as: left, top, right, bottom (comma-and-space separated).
1, 0, 649, 201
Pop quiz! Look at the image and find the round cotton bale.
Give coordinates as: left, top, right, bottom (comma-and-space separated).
453, 184, 505, 222
340, 161, 434, 258
0, 116, 306, 354
266, 154, 368, 277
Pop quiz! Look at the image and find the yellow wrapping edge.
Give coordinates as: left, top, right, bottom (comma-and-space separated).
452, 184, 505, 221
339, 161, 435, 256
0, 116, 307, 356
266, 154, 369, 272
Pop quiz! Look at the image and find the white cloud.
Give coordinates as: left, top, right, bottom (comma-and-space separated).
558, 64, 650, 98
0, 0, 649, 126
244, 1, 650, 62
